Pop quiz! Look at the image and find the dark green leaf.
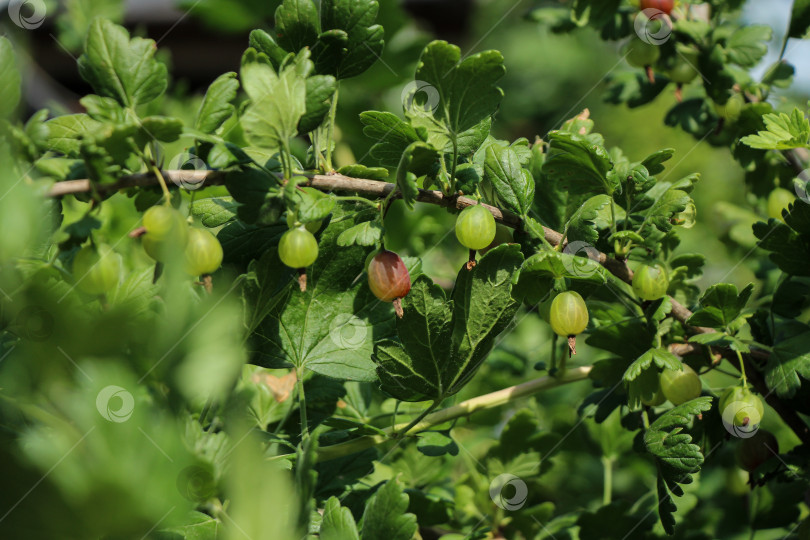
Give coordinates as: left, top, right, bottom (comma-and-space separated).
641, 148, 675, 176
543, 131, 617, 195
789, 0, 810, 38
686, 283, 753, 329
565, 194, 611, 245
275, 0, 320, 53
483, 144, 534, 216
192, 197, 239, 228
195, 72, 240, 134
519, 250, 607, 284
42, 114, 104, 157
320, 497, 360, 540
315, 0, 384, 79
414, 40, 505, 136
766, 330, 810, 398
416, 432, 459, 457
359, 111, 424, 169
254, 205, 397, 381
337, 221, 383, 247
300, 74, 338, 133
360, 476, 418, 540
374, 276, 453, 401
78, 19, 167, 107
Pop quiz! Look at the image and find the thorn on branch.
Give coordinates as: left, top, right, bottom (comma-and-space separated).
466, 249, 477, 270
297, 269, 307, 292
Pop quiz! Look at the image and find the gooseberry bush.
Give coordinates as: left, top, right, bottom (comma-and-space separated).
1, 0, 809, 538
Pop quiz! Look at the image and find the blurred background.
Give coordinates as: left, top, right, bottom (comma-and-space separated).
10, 0, 808, 288
2, 1, 809, 537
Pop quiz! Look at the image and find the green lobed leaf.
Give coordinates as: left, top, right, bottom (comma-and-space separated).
374, 275, 453, 401
518, 250, 607, 285
191, 197, 239, 228
414, 40, 505, 137
248, 29, 289, 67
241, 51, 310, 149
359, 111, 424, 169
624, 348, 681, 382
741, 108, 810, 150
543, 131, 617, 195
314, 0, 384, 79
294, 187, 336, 223
416, 432, 459, 457
753, 219, 810, 276
726, 25, 772, 67
644, 397, 713, 533
765, 330, 810, 398
374, 245, 522, 401
42, 114, 104, 157
686, 283, 753, 329
360, 476, 418, 540
337, 221, 383, 247
156, 511, 220, 539
483, 144, 534, 216
274, 0, 320, 53
300, 74, 338, 133
78, 19, 168, 107
445, 244, 523, 395
565, 194, 611, 245
624, 348, 681, 408
195, 72, 240, 134
223, 169, 283, 225
254, 205, 397, 381
320, 497, 360, 540
641, 148, 675, 176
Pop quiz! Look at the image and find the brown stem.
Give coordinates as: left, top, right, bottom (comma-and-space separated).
128, 226, 147, 238
392, 298, 403, 318
567, 335, 577, 357
645, 65, 655, 84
